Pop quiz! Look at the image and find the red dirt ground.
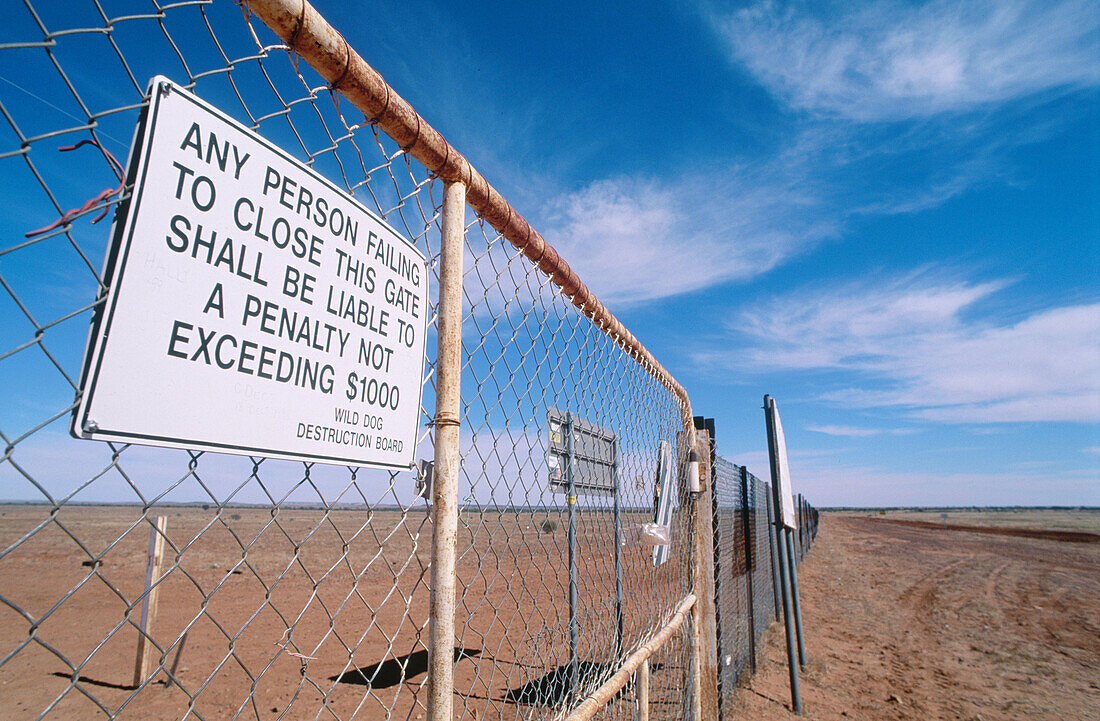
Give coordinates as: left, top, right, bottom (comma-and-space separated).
0, 505, 688, 720
4, 508, 1097, 720
732, 513, 1100, 721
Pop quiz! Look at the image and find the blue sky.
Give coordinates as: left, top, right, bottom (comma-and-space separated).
345, 0, 1098, 506
1, 0, 1097, 507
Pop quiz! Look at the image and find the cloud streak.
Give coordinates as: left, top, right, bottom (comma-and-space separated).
718, 0, 1100, 121
530, 1, 1100, 309
806, 425, 898, 437
537, 172, 836, 305
703, 269, 1100, 423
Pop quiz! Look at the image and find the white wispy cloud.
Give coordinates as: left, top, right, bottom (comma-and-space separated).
537, 171, 836, 305
718, 0, 1100, 121
806, 424, 894, 437
704, 269, 1100, 423
532, 0, 1100, 308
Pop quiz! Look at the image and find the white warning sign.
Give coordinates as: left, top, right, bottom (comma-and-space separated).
765, 396, 798, 529
72, 77, 428, 469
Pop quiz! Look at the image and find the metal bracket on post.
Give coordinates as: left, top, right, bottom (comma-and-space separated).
427, 181, 465, 721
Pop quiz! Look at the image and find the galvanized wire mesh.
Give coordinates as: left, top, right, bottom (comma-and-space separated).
751, 474, 778, 639
712, 455, 751, 702
1, 2, 696, 720
449, 215, 693, 719
2, 3, 445, 720
711, 455, 818, 721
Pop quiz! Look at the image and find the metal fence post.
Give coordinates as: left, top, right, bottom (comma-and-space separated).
690, 426, 719, 721
427, 181, 465, 721
774, 515, 802, 714
799, 495, 806, 560
739, 467, 757, 674
565, 412, 580, 696
786, 528, 807, 668
765, 487, 782, 622
613, 437, 624, 659
765, 399, 801, 715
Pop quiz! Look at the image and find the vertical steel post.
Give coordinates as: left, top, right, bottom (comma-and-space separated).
427, 181, 465, 721
786, 528, 807, 668
765, 487, 782, 622
765, 397, 801, 715
799, 495, 806, 559
795, 495, 802, 561
774, 523, 801, 714
613, 437, 624, 659
739, 466, 757, 674
565, 413, 579, 694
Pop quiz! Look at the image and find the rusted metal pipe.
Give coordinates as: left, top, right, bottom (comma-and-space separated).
426, 181, 466, 721
563, 594, 696, 721
243, 0, 693, 428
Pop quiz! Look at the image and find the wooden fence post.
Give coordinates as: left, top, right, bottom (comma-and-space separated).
691, 425, 718, 721
133, 515, 168, 687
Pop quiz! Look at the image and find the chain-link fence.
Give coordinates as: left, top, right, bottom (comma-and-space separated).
711, 457, 818, 720
1, 2, 816, 720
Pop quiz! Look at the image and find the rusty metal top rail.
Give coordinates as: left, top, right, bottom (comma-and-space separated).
243, 0, 693, 425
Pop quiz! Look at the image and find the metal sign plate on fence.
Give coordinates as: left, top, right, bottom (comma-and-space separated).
71, 76, 428, 469
547, 409, 618, 496
765, 398, 798, 529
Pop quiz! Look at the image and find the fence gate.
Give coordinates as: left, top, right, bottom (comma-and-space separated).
0, 2, 821, 720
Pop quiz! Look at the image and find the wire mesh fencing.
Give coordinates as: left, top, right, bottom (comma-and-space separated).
1, 2, 446, 720
1, 2, 821, 720
711, 456, 819, 719
449, 211, 695, 720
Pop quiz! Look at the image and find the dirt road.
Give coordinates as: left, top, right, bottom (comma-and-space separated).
733, 514, 1100, 720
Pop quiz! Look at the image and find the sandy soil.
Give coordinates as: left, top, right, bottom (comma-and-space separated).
0, 504, 688, 720
4, 506, 1096, 720
732, 513, 1100, 721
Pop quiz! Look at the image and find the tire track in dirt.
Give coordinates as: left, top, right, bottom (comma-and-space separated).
732, 513, 1100, 721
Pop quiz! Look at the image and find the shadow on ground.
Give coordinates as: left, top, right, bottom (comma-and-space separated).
330, 647, 480, 689
504, 660, 662, 705
51, 671, 137, 691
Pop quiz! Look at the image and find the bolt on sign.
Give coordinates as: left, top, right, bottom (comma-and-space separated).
71, 77, 428, 470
